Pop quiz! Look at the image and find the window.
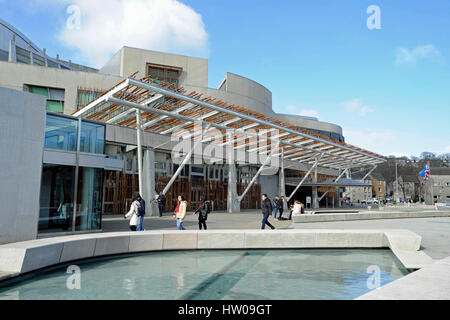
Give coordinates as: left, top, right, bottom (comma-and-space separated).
191, 166, 204, 176
173, 164, 189, 177
79, 121, 105, 154
44, 114, 78, 151
0, 49, 8, 61
147, 63, 182, 88
25, 85, 65, 113
209, 167, 219, 180
155, 161, 167, 170
39, 164, 75, 233
47, 59, 59, 68
32, 53, 45, 66
16, 46, 30, 64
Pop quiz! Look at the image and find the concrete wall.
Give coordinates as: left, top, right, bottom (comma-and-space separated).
104, 46, 208, 87
0, 229, 426, 278
0, 86, 46, 244
260, 175, 279, 201
223, 72, 273, 116
0, 61, 123, 115
276, 114, 343, 136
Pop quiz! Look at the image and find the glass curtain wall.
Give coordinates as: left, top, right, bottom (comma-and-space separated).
39, 113, 106, 234
75, 167, 103, 231
38, 164, 75, 233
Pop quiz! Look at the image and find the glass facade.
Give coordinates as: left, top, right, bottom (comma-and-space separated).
39, 113, 106, 234
75, 167, 103, 231
79, 121, 105, 154
38, 164, 75, 233
44, 114, 78, 151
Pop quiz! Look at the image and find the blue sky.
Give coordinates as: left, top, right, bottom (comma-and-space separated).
1, 0, 449, 157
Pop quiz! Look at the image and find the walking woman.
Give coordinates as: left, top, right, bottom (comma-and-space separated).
173, 195, 187, 230
194, 195, 210, 230
124, 195, 141, 231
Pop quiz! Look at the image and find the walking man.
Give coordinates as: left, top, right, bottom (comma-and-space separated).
157, 192, 166, 217
136, 193, 146, 231
261, 194, 275, 230
273, 196, 280, 219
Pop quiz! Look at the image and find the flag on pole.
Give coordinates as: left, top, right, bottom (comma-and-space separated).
419, 165, 430, 181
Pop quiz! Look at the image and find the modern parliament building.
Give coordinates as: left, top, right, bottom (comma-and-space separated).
0, 18, 385, 243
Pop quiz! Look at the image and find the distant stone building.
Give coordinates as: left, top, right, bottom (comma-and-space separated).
347, 172, 386, 204
432, 167, 450, 204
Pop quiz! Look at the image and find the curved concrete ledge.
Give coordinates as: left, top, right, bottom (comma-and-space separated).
356, 256, 450, 300
0, 229, 430, 281
293, 210, 450, 223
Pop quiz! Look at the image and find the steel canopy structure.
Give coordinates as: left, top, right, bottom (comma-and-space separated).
73, 75, 386, 172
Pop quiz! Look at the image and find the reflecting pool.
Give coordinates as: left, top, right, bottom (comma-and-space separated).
0, 249, 410, 300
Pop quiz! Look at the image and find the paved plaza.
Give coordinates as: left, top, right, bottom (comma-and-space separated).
101, 210, 450, 260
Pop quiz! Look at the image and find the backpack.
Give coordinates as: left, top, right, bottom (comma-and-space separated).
137, 199, 146, 217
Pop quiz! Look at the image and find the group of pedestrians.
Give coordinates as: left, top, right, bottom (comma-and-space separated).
260, 194, 305, 229
124, 192, 303, 232
124, 193, 210, 231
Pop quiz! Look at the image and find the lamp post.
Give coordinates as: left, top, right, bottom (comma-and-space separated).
395, 160, 399, 203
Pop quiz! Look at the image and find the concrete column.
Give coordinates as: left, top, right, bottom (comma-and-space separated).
142, 149, 158, 216
336, 187, 341, 208
8, 38, 16, 62
227, 162, 240, 213
312, 165, 318, 209
136, 110, 143, 195
226, 132, 240, 213
279, 148, 287, 210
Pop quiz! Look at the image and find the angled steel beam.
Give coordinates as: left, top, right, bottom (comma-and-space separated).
162, 124, 211, 195
334, 168, 349, 183
237, 146, 279, 202
73, 80, 130, 117
287, 154, 324, 202
361, 165, 378, 181
107, 93, 164, 124
318, 190, 329, 202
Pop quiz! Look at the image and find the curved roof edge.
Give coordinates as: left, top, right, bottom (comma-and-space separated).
0, 18, 42, 54
225, 72, 272, 94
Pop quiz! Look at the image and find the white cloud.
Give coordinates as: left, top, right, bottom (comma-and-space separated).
342, 99, 375, 116
389, 152, 410, 158
395, 44, 443, 66
285, 105, 320, 119
55, 0, 209, 67
440, 145, 450, 154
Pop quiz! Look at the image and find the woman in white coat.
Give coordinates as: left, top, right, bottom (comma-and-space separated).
289, 200, 303, 220
124, 195, 141, 231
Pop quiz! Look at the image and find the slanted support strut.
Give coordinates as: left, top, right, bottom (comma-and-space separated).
287, 154, 324, 202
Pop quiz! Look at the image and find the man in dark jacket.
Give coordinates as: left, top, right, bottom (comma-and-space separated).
136, 194, 146, 231
157, 192, 166, 217
261, 194, 275, 230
